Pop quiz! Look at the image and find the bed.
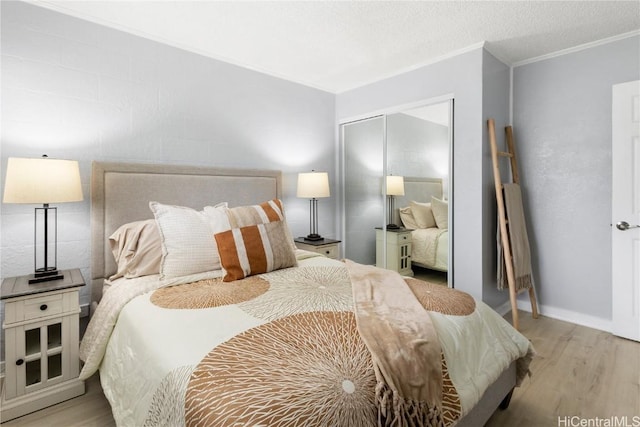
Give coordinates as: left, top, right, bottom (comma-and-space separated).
80, 161, 533, 426
394, 177, 448, 272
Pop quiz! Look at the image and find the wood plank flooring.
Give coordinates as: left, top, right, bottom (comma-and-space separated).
487, 312, 640, 426
413, 265, 448, 285
2, 311, 638, 426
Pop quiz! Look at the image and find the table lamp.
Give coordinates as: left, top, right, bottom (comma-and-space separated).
3, 155, 83, 283
297, 171, 330, 241
386, 175, 405, 229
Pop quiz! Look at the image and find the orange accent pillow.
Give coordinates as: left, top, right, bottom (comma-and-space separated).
215, 220, 297, 282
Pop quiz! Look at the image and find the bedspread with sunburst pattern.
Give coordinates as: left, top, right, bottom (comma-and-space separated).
88, 253, 533, 427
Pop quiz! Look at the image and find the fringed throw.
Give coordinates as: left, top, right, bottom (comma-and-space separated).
497, 183, 535, 291
376, 382, 445, 427
345, 260, 445, 427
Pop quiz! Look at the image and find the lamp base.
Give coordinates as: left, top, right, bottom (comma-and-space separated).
386, 223, 401, 230
304, 233, 324, 241
29, 268, 64, 284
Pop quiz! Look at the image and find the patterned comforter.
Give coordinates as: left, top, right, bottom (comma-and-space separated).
80, 252, 533, 426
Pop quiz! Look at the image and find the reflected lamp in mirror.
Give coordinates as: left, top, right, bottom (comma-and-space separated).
386, 175, 405, 229
297, 171, 330, 241
3, 156, 83, 283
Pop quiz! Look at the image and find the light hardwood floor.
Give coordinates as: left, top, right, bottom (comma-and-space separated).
2, 311, 638, 426
487, 312, 640, 426
413, 265, 448, 285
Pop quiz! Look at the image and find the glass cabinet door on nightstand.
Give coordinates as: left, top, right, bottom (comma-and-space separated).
376, 229, 413, 276
398, 242, 411, 273
4, 310, 79, 400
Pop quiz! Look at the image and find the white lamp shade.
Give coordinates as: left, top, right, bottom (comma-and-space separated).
297, 172, 330, 198
386, 175, 405, 196
3, 157, 83, 204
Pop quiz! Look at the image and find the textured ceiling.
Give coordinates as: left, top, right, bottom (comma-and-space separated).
35, 1, 640, 93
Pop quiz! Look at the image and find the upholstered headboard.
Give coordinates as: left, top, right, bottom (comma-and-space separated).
393, 177, 443, 225
91, 161, 282, 306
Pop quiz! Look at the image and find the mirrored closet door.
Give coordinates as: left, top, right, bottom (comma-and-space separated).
342, 116, 384, 265
341, 99, 453, 285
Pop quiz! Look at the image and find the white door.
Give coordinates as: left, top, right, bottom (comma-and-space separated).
612, 80, 640, 341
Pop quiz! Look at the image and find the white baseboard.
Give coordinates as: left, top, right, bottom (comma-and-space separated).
493, 299, 612, 334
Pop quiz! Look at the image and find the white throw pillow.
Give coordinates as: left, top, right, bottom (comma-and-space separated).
431, 196, 449, 229
150, 201, 227, 279
399, 206, 419, 230
410, 201, 436, 229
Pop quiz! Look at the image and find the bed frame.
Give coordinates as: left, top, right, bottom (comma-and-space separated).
89, 161, 514, 424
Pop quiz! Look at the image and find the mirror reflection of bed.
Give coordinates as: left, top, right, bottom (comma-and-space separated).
385, 100, 451, 286
394, 177, 448, 285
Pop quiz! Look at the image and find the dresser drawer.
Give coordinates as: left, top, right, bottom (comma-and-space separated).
4, 291, 79, 325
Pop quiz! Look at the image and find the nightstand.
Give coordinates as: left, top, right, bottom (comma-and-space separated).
294, 237, 341, 259
376, 228, 414, 277
1, 269, 86, 422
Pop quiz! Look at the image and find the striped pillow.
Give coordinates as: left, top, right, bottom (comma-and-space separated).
206, 199, 296, 252
227, 199, 287, 227
215, 220, 298, 282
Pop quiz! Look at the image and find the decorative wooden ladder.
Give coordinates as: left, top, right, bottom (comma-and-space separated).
487, 119, 539, 330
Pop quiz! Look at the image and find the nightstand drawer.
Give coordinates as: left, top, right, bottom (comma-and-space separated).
4, 291, 79, 324
294, 238, 341, 260
318, 245, 339, 259
386, 232, 411, 244
23, 293, 64, 321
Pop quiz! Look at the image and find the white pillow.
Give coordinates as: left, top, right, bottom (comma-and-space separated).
410, 201, 436, 229
431, 196, 448, 229
399, 206, 419, 230
150, 201, 227, 279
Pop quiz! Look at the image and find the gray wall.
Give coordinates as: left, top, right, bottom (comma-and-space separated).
0, 2, 336, 306
513, 35, 640, 323
337, 49, 487, 301
481, 50, 511, 308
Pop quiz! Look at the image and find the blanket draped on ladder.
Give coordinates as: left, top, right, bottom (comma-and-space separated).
345, 260, 444, 427
497, 183, 534, 291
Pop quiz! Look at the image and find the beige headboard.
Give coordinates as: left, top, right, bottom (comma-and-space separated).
91, 161, 282, 306
393, 177, 443, 225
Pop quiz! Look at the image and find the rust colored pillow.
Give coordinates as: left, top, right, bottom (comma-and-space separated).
215, 220, 297, 282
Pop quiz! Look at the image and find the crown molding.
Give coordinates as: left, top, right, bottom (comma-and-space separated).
513, 30, 640, 67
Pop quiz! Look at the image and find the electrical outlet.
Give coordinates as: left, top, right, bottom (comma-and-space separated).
80, 304, 90, 318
